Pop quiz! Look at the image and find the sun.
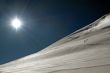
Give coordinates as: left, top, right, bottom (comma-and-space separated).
11, 17, 22, 30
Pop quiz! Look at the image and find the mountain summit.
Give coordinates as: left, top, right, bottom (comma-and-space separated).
1, 13, 110, 73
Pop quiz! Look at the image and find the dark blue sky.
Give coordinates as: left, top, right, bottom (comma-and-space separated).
0, 0, 110, 64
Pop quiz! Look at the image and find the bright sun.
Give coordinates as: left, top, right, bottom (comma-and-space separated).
11, 17, 22, 30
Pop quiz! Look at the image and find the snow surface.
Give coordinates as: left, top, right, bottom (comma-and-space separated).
0, 13, 110, 73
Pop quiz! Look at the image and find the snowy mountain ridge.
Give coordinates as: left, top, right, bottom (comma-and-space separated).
0, 13, 110, 73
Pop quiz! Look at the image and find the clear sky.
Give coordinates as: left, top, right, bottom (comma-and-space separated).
0, 0, 110, 64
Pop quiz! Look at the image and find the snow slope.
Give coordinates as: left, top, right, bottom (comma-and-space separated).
0, 13, 110, 73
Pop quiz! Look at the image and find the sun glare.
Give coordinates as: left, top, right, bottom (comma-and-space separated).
11, 17, 22, 30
